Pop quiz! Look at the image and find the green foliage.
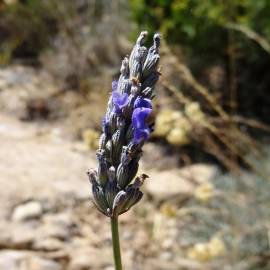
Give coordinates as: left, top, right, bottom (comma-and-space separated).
130, 0, 270, 38
130, 0, 270, 59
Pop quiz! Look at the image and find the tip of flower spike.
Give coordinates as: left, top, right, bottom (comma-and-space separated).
136, 31, 148, 45
141, 31, 148, 37
153, 33, 161, 50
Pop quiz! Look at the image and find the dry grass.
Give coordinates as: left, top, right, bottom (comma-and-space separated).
159, 42, 270, 174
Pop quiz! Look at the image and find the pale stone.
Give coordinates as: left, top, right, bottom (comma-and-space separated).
68, 247, 112, 270
38, 212, 76, 241
0, 113, 94, 211
11, 224, 36, 249
33, 238, 64, 251
177, 164, 219, 185
21, 256, 62, 270
0, 221, 38, 249
0, 250, 28, 270
145, 170, 193, 200
12, 201, 42, 222
145, 164, 219, 200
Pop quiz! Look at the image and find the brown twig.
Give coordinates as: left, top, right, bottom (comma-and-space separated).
226, 23, 270, 55
161, 61, 265, 173
162, 43, 230, 120
232, 116, 270, 132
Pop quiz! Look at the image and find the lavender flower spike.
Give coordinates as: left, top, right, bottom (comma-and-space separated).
88, 32, 161, 218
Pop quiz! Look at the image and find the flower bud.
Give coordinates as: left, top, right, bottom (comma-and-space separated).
108, 113, 118, 134
112, 191, 127, 216
92, 183, 109, 215
143, 54, 160, 78
105, 179, 119, 209
111, 130, 124, 165
119, 78, 131, 94
123, 186, 143, 211
97, 150, 108, 186
116, 160, 139, 189
99, 133, 107, 149
129, 31, 148, 68
108, 166, 116, 182
142, 70, 160, 89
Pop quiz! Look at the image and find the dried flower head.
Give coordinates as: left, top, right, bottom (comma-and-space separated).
88, 31, 161, 217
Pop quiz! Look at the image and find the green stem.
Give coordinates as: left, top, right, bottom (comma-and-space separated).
110, 216, 122, 270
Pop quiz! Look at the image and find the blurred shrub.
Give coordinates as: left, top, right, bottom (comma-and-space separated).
0, 0, 129, 85
130, 0, 270, 58
0, 0, 58, 64
39, 0, 129, 91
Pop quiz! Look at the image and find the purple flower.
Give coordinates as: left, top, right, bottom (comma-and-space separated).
134, 97, 152, 109
112, 80, 118, 92
112, 91, 129, 114
111, 80, 129, 114
132, 107, 152, 143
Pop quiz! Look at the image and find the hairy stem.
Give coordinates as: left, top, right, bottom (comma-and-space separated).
110, 216, 122, 270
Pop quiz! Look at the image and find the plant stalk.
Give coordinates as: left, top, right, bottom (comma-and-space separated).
110, 216, 122, 270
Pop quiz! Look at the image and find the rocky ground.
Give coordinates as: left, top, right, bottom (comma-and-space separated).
0, 66, 269, 270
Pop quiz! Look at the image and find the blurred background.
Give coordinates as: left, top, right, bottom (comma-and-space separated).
0, 0, 269, 269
